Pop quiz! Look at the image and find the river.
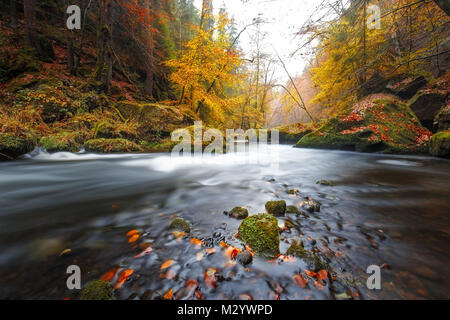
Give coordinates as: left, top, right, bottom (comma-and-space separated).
0, 145, 449, 299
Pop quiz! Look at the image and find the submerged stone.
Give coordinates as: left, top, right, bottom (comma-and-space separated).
80, 280, 113, 300
265, 200, 286, 216
169, 218, 191, 233
316, 180, 335, 186
286, 240, 327, 271
238, 214, 280, 258
235, 250, 253, 266
286, 205, 300, 214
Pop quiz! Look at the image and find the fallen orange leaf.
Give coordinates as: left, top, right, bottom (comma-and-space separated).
100, 267, 119, 282
114, 269, 134, 289
205, 248, 216, 255
128, 234, 140, 243
219, 241, 228, 248
186, 279, 199, 290
190, 238, 202, 246
314, 281, 324, 291
305, 270, 317, 277
163, 289, 173, 300
126, 229, 139, 237
317, 269, 328, 280
195, 289, 203, 300
134, 246, 152, 258
293, 274, 308, 288
160, 259, 174, 270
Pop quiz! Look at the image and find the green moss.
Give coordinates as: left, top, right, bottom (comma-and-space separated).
286, 240, 327, 271
238, 214, 280, 258
265, 200, 286, 216
40, 133, 81, 152
80, 280, 113, 300
169, 218, 191, 233
229, 207, 249, 219
84, 138, 143, 153
0, 134, 35, 160
270, 123, 315, 144
429, 131, 450, 158
286, 205, 300, 214
296, 95, 432, 154
316, 180, 335, 186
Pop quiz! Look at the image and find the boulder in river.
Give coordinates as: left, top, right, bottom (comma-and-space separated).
40, 133, 81, 153
0, 134, 34, 160
429, 131, 450, 158
296, 94, 432, 154
80, 280, 114, 300
229, 207, 249, 219
265, 200, 286, 216
238, 214, 280, 258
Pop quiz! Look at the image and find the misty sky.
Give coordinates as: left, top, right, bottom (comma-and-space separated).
193, 0, 329, 82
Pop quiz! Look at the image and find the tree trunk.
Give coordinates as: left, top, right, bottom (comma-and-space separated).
10, 0, 17, 30
144, 0, 154, 97
23, 0, 39, 51
92, 0, 113, 93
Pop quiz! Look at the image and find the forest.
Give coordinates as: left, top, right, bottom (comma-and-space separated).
0, 0, 449, 302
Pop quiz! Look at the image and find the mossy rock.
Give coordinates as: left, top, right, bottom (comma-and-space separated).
229, 207, 249, 219
238, 214, 280, 258
169, 218, 191, 233
296, 94, 432, 154
84, 138, 143, 153
286, 205, 300, 214
80, 280, 113, 300
286, 240, 328, 271
429, 131, 450, 158
141, 139, 178, 153
316, 180, 335, 186
0, 134, 35, 160
40, 133, 81, 153
434, 106, 450, 132
265, 200, 286, 216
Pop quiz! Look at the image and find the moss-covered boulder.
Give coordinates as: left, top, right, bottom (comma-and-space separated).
409, 90, 447, 132
429, 131, 450, 158
169, 218, 191, 233
269, 123, 316, 144
229, 207, 249, 219
296, 94, 432, 154
434, 105, 450, 132
286, 240, 327, 271
238, 214, 280, 258
265, 200, 286, 216
0, 134, 35, 160
80, 280, 114, 300
84, 138, 143, 153
40, 133, 81, 153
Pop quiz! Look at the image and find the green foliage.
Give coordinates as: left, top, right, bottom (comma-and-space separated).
84, 138, 143, 153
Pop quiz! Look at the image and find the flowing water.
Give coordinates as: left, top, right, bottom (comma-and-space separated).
0, 145, 449, 300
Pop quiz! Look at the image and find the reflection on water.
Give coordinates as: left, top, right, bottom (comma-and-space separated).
0, 146, 449, 299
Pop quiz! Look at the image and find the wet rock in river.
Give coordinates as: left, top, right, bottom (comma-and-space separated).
80, 280, 113, 300
229, 207, 249, 219
300, 199, 321, 213
286, 240, 327, 271
235, 250, 253, 266
265, 200, 286, 216
316, 180, 335, 186
238, 214, 280, 258
0, 134, 35, 161
286, 205, 300, 214
169, 218, 191, 233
